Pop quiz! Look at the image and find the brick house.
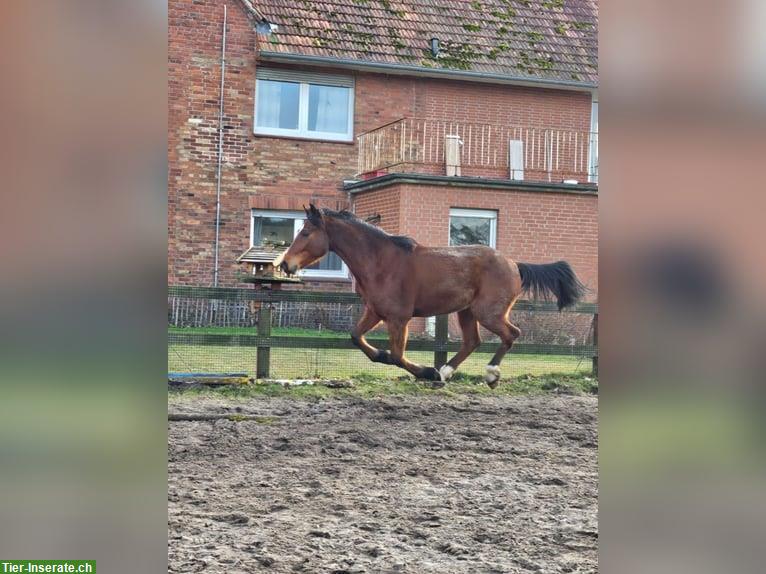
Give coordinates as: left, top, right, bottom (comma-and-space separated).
168, 0, 598, 299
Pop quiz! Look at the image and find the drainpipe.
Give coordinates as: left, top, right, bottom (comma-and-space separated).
349, 190, 356, 293
213, 5, 227, 287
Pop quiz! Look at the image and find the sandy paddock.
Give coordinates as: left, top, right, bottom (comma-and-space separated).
168, 393, 597, 573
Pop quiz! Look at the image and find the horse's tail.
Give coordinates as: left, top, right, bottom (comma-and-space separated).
517, 261, 586, 311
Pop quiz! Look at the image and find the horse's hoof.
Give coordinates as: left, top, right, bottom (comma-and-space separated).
484, 365, 501, 389
374, 350, 394, 365
420, 367, 443, 382
438, 365, 455, 381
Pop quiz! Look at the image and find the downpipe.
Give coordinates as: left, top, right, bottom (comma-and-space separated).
213, 5, 227, 286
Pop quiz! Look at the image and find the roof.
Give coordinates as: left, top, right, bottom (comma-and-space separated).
246, 0, 597, 87
237, 244, 288, 264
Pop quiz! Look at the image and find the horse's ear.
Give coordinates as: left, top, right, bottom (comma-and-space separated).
306, 203, 324, 227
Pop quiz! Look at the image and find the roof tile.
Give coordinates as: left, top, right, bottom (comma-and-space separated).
251, 0, 597, 84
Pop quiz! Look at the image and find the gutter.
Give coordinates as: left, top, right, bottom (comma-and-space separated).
258, 51, 597, 92
343, 173, 598, 195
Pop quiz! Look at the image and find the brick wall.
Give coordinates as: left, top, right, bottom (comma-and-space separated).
352, 187, 401, 235
169, 0, 256, 286
417, 80, 591, 131
168, 0, 595, 289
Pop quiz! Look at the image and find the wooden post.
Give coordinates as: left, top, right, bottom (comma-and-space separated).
592, 312, 598, 377
434, 314, 449, 369
257, 301, 272, 379
509, 139, 524, 180
445, 135, 461, 176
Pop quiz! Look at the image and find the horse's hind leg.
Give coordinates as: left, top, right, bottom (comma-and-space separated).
386, 318, 442, 382
476, 309, 521, 388
438, 308, 481, 381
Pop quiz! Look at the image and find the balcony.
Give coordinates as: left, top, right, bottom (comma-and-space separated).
357, 117, 598, 185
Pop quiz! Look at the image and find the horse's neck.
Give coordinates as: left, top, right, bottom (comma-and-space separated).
326, 219, 384, 283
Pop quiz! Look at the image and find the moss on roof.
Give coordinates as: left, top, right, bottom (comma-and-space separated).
247, 0, 598, 84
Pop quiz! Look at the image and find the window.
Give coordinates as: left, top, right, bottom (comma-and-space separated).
449, 208, 497, 248
254, 69, 354, 142
251, 210, 348, 279
255, 80, 300, 131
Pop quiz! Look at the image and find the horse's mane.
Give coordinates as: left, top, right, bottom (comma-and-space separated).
319, 208, 418, 253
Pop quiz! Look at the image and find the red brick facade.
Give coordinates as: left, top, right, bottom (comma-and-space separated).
168, 0, 598, 292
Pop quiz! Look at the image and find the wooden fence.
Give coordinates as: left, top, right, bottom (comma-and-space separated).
168, 286, 598, 378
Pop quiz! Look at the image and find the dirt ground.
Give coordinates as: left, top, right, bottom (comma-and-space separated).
168, 393, 598, 573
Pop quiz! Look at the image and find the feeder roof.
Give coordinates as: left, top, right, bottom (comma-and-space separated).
237, 244, 288, 264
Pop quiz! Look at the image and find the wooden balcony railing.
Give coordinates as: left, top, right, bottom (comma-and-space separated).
357, 117, 598, 184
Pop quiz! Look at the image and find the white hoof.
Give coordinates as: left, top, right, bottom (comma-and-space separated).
439, 365, 455, 381
484, 365, 501, 387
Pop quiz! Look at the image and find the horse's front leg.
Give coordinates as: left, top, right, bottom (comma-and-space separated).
351, 306, 394, 364
386, 318, 442, 382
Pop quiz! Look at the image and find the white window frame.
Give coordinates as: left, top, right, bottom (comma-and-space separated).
250, 209, 349, 279
254, 76, 355, 142
449, 208, 498, 248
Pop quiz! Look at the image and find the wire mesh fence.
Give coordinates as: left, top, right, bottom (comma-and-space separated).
168, 286, 598, 379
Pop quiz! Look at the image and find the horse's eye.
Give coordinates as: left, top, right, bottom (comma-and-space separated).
300, 231, 311, 238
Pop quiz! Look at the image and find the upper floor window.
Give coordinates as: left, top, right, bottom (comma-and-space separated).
251, 209, 348, 279
254, 69, 354, 142
449, 208, 497, 248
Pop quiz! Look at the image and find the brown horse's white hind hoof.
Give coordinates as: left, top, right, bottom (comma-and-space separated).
438, 365, 455, 381
485, 365, 501, 388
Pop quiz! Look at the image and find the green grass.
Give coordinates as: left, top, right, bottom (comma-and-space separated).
169, 343, 591, 379
169, 372, 597, 400
168, 326, 594, 379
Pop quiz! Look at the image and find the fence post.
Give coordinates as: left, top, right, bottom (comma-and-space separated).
257, 301, 272, 379
592, 312, 598, 377
434, 314, 449, 368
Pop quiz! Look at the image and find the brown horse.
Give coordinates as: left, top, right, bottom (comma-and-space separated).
276, 204, 585, 387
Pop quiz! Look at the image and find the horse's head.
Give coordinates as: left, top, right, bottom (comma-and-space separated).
274, 204, 330, 275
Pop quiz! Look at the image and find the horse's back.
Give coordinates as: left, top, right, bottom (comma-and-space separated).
408, 244, 516, 316
415, 244, 511, 273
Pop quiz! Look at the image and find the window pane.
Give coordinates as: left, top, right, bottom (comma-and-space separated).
449, 216, 492, 246
308, 84, 349, 134
307, 251, 343, 272
253, 216, 294, 245
256, 80, 299, 130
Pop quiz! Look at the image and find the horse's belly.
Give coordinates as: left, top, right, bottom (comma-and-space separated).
412, 289, 474, 317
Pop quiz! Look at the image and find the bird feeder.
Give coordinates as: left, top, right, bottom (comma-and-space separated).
236, 240, 302, 289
